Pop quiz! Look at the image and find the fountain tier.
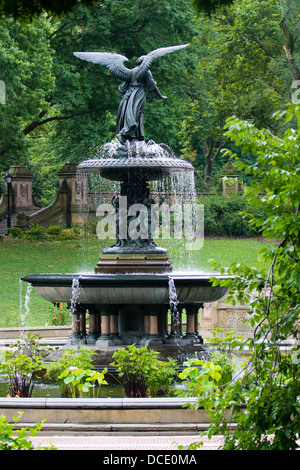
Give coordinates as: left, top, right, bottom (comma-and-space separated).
21, 273, 228, 305
21, 273, 228, 350
78, 140, 194, 181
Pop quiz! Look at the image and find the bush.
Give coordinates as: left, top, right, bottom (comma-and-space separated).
111, 344, 177, 397
199, 195, 266, 237
46, 225, 63, 237
7, 223, 83, 241
0, 334, 49, 398
45, 347, 95, 396
48, 303, 71, 326
9, 227, 24, 238
23, 224, 46, 240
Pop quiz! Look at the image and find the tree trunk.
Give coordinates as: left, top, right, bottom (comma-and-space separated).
203, 137, 225, 181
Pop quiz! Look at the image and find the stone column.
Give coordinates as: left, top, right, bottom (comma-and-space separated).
79, 305, 87, 339
69, 305, 85, 345
100, 313, 110, 339
58, 162, 89, 226
110, 314, 118, 335
185, 305, 198, 338
86, 306, 101, 344
144, 313, 150, 335
95, 308, 117, 349
149, 315, 158, 336
8, 165, 41, 213
109, 308, 123, 345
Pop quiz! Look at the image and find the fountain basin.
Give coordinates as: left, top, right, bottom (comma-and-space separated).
21, 273, 228, 306
77, 140, 194, 181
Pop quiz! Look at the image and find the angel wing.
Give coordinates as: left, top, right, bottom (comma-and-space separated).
73, 51, 132, 81
136, 44, 189, 79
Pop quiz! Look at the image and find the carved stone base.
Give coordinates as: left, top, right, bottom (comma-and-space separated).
95, 253, 172, 274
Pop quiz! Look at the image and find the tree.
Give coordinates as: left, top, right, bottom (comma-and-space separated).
179, 0, 300, 181
0, 16, 54, 172
192, 0, 235, 15
0, 0, 199, 203
0, 0, 237, 20
187, 105, 300, 450
0, 0, 97, 19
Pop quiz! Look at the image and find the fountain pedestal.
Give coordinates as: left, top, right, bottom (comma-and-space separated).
95, 253, 172, 274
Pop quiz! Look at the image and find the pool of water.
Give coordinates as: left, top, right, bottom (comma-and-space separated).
0, 378, 125, 398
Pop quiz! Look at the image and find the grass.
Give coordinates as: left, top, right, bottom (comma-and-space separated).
0, 236, 273, 327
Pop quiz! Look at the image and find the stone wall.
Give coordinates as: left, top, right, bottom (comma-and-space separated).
199, 296, 253, 339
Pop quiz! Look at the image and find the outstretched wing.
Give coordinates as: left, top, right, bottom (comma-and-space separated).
73, 52, 131, 81
136, 44, 189, 79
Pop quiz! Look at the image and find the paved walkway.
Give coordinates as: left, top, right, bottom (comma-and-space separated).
30, 434, 224, 451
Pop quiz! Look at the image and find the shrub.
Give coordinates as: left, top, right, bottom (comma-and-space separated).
9, 227, 24, 238
111, 344, 177, 397
45, 347, 94, 396
48, 303, 71, 326
46, 225, 63, 237
199, 195, 266, 237
0, 334, 50, 397
22, 224, 46, 240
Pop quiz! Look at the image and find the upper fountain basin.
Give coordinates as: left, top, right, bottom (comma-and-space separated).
21, 273, 229, 306
77, 140, 194, 181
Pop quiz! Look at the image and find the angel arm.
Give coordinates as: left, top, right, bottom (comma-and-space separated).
152, 85, 167, 100
145, 71, 167, 99
73, 51, 132, 81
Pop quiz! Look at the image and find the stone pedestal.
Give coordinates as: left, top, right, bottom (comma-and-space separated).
58, 162, 89, 226
8, 166, 41, 212
95, 253, 172, 274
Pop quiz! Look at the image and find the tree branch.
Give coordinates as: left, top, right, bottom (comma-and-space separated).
22, 110, 92, 136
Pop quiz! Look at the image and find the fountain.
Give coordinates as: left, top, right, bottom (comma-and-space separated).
21, 45, 228, 361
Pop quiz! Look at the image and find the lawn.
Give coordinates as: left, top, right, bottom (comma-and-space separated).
0, 236, 273, 327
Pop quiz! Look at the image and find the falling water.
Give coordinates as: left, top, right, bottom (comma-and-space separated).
168, 277, 186, 362
20, 282, 33, 340
70, 277, 80, 314
19, 278, 23, 325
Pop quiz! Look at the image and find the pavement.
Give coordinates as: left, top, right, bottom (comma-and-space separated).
29, 434, 225, 451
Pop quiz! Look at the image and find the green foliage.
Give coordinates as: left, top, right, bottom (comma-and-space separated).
0, 16, 54, 169
184, 105, 300, 450
58, 367, 108, 398
179, 0, 300, 178
0, 334, 48, 397
205, 327, 245, 352
8, 227, 24, 238
191, 0, 234, 15
177, 329, 243, 407
111, 344, 177, 397
48, 302, 71, 326
177, 356, 223, 409
45, 346, 94, 396
8, 224, 80, 241
0, 413, 56, 450
200, 195, 266, 237
0, 0, 97, 20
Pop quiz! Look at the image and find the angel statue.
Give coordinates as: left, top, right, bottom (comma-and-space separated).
73, 44, 189, 144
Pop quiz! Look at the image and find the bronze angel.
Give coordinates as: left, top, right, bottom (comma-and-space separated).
73, 44, 189, 144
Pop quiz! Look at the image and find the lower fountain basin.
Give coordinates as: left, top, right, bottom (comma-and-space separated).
21, 273, 228, 306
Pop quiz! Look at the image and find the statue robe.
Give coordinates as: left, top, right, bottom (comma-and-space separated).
116, 69, 157, 143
